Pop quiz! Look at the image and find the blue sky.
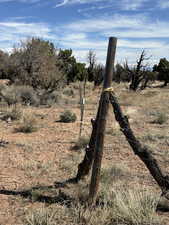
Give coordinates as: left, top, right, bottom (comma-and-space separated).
0, 0, 169, 66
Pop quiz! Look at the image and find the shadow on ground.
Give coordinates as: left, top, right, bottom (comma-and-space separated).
0, 184, 75, 206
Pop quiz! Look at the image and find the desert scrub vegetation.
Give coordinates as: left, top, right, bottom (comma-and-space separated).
1, 105, 22, 121
72, 136, 89, 150
15, 112, 38, 133
0, 85, 39, 106
59, 110, 77, 123
24, 205, 75, 225
111, 187, 161, 225
152, 112, 168, 124
39, 90, 61, 106
62, 86, 75, 97
24, 186, 162, 225
0, 85, 19, 105
16, 85, 39, 106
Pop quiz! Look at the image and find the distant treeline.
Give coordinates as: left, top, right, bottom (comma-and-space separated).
0, 38, 169, 91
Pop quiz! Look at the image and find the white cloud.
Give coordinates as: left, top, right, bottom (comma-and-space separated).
57, 13, 169, 65
0, 21, 57, 52
0, 13, 169, 66
158, 0, 169, 9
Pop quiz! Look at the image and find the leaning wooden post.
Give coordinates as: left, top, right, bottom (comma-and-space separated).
88, 37, 117, 205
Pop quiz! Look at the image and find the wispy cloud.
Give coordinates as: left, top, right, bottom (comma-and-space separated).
0, 0, 164, 11
0, 12, 169, 65
65, 14, 169, 38
55, 0, 150, 10
0, 0, 40, 3
55, 0, 69, 7
121, 0, 149, 10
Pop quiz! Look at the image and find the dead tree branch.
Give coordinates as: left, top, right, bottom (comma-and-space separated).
109, 92, 169, 198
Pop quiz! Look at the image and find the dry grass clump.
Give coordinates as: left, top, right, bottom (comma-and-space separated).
24, 186, 162, 225
24, 205, 74, 225
1, 105, 23, 121
112, 187, 161, 225
152, 112, 168, 125
15, 112, 38, 133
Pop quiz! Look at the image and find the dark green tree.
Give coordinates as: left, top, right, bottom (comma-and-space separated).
58, 49, 88, 84
153, 58, 169, 86
0, 50, 9, 79
58, 49, 77, 84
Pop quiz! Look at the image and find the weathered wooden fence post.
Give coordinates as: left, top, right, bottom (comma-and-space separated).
88, 37, 117, 205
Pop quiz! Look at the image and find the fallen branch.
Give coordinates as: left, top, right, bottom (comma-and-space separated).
109, 92, 169, 199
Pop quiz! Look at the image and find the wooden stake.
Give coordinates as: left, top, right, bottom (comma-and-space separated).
88, 37, 117, 205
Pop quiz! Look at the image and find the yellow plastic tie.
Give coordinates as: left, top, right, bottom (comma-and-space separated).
103, 87, 114, 93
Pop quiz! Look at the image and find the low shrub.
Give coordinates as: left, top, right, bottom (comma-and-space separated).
39, 90, 61, 105
72, 136, 89, 150
15, 113, 37, 133
59, 110, 77, 123
16, 85, 39, 106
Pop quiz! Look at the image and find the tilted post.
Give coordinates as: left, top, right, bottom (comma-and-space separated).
88, 37, 117, 205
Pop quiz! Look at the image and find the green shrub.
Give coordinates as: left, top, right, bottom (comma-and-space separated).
15, 113, 37, 133
59, 110, 77, 123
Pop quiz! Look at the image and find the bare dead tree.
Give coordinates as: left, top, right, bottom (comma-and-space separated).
87, 50, 96, 82
127, 50, 151, 91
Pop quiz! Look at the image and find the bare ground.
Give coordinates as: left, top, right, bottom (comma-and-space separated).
0, 82, 169, 224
